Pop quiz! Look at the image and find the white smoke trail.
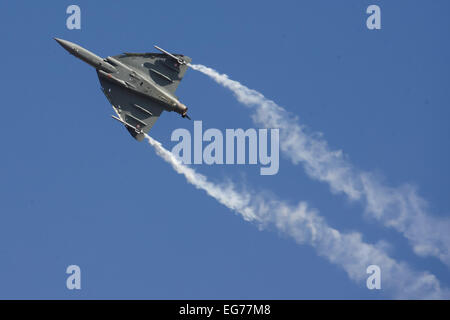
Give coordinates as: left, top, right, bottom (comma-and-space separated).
145, 134, 258, 222
144, 134, 449, 299
188, 63, 450, 268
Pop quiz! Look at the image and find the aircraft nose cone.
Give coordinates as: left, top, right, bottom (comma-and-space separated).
54, 37, 64, 45
54, 37, 73, 52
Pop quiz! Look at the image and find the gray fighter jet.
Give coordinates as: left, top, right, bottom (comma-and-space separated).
55, 38, 192, 141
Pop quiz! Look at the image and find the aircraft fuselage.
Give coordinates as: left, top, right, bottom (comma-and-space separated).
54, 38, 188, 116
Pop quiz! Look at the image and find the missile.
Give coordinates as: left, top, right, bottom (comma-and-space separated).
54, 38, 117, 73
111, 115, 143, 134
97, 69, 128, 87
154, 45, 187, 65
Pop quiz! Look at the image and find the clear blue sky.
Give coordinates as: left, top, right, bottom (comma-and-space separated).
0, 1, 449, 299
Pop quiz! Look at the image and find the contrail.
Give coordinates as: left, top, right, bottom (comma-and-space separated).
188, 63, 450, 268
144, 134, 449, 299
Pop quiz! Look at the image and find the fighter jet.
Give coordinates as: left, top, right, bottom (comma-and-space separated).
55, 38, 192, 141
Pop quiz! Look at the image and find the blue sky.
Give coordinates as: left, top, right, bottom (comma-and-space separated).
0, 1, 449, 299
